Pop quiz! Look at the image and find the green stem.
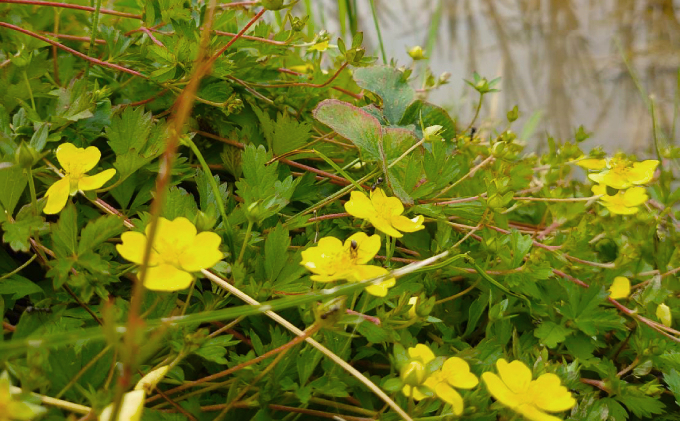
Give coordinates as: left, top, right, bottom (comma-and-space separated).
27, 167, 38, 214
238, 220, 254, 263
182, 136, 236, 261
0, 254, 37, 281
369, 0, 386, 64
85, 0, 102, 77
22, 71, 35, 110
180, 279, 196, 316
465, 94, 484, 133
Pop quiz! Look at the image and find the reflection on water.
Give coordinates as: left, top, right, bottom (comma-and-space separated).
314, 0, 680, 153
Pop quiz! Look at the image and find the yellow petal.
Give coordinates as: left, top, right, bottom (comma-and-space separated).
43, 176, 71, 214
591, 184, 608, 196
497, 359, 532, 394
345, 232, 381, 264
657, 303, 672, 327
117, 231, 159, 265
350, 265, 395, 297
603, 202, 638, 215
627, 160, 659, 185
609, 276, 630, 300
308, 40, 329, 51
622, 187, 648, 207
78, 168, 116, 191
515, 404, 564, 421
408, 296, 418, 319
402, 385, 428, 401
434, 383, 465, 415
576, 158, 606, 170
179, 231, 223, 272
370, 216, 403, 238
344, 190, 376, 220
152, 216, 196, 253
442, 357, 479, 389
143, 264, 193, 291
408, 344, 435, 364
482, 371, 521, 409
530, 373, 576, 412
56, 143, 102, 176
391, 215, 425, 233
372, 188, 405, 217
134, 365, 169, 393
100, 390, 145, 421
301, 237, 344, 275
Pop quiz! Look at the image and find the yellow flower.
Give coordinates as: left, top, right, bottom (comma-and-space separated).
401, 344, 435, 400
116, 217, 223, 291
424, 357, 479, 415
0, 371, 45, 421
608, 276, 630, 300
43, 143, 116, 214
344, 188, 425, 238
482, 359, 576, 421
407, 45, 426, 60
134, 365, 169, 393
300, 232, 395, 296
657, 303, 672, 327
100, 390, 145, 421
308, 40, 329, 52
592, 185, 648, 215
587, 157, 658, 189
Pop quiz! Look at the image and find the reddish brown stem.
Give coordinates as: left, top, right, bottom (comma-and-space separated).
0, 0, 142, 19
258, 62, 349, 89
122, 89, 169, 107
42, 32, 106, 44
146, 324, 317, 404
0, 23, 145, 78
214, 30, 287, 45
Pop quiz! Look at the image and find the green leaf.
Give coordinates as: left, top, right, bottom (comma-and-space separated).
77, 215, 124, 256
194, 335, 239, 365
1, 213, 48, 253
534, 321, 572, 348
195, 169, 228, 216
464, 292, 488, 338
616, 390, 665, 418
252, 109, 312, 156
51, 203, 78, 258
382, 377, 403, 392
107, 107, 164, 178
665, 369, 680, 405
353, 66, 416, 124
29, 123, 49, 152
510, 230, 533, 268
0, 165, 28, 216
400, 100, 457, 140
264, 224, 290, 282
356, 320, 390, 343
161, 187, 198, 220
314, 99, 382, 161
0, 275, 44, 300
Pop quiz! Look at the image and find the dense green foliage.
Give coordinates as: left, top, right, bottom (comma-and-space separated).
0, 1, 679, 420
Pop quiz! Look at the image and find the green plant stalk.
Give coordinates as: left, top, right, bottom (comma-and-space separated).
465, 93, 485, 133
26, 167, 39, 214
180, 279, 196, 316
0, 254, 36, 281
238, 220, 254, 263
312, 149, 363, 191
369, 0, 386, 64
182, 136, 236, 260
22, 70, 36, 109
84, 0, 102, 77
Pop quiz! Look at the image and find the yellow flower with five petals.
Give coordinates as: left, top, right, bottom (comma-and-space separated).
580, 156, 658, 189
423, 357, 479, 415
608, 276, 630, 300
592, 184, 648, 215
116, 217, 223, 291
482, 359, 576, 421
344, 188, 425, 238
300, 232, 395, 296
43, 143, 116, 214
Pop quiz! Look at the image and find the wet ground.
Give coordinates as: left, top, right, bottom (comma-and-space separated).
312, 0, 680, 153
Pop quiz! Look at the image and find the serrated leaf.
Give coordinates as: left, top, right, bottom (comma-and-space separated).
264, 224, 289, 282
510, 230, 533, 268
616, 391, 665, 418
77, 215, 124, 256
51, 203, 78, 258
534, 321, 572, 348
194, 335, 239, 365
399, 100, 457, 140
0, 275, 44, 300
356, 321, 390, 343
1, 213, 47, 252
664, 369, 680, 405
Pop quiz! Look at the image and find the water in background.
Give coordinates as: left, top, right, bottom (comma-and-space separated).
310, 0, 680, 153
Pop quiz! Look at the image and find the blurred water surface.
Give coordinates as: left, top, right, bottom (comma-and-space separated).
310, 0, 680, 153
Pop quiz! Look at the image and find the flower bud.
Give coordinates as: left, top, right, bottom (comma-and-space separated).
423, 125, 444, 142
657, 303, 672, 327
407, 46, 426, 60
400, 361, 426, 386
15, 142, 37, 169
261, 0, 285, 10
507, 105, 519, 122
